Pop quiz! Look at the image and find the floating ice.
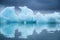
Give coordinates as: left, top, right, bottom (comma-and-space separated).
0, 6, 60, 38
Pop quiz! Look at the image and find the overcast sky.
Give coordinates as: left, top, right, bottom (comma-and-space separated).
0, 0, 60, 11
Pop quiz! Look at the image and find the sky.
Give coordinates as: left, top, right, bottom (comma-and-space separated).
0, 7, 60, 38
0, 0, 60, 11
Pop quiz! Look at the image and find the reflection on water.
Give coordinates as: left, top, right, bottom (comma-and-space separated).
0, 21, 59, 38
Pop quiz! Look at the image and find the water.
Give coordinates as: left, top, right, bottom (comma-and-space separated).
0, 21, 59, 38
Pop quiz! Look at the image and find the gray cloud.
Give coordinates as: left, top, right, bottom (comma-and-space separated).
0, 0, 60, 11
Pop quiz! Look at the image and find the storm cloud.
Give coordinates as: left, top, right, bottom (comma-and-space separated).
0, 0, 60, 11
